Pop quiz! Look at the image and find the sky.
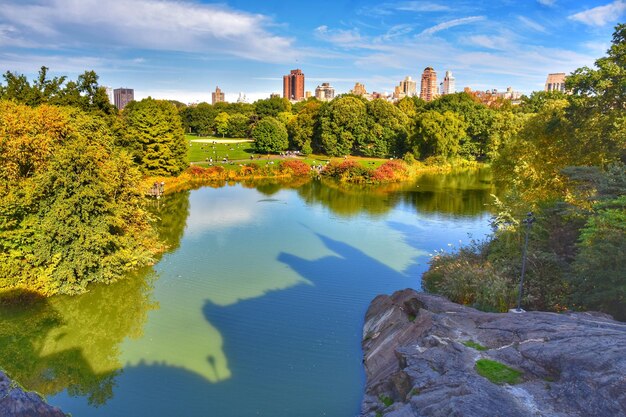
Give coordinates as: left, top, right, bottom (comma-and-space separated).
0, 0, 624, 103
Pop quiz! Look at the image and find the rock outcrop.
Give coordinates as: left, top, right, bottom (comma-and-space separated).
360, 289, 626, 417
0, 371, 66, 417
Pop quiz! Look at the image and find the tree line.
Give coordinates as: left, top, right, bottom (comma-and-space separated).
0, 69, 188, 296
423, 24, 626, 320
180, 90, 528, 161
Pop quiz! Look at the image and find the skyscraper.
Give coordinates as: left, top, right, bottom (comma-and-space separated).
315, 83, 335, 101
545, 73, 566, 92
283, 69, 305, 101
212, 86, 225, 105
114, 88, 134, 110
398, 76, 417, 97
420, 67, 438, 102
442, 71, 455, 95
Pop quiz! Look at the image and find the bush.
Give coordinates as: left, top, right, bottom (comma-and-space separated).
423, 241, 516, 312
371, 160, 408, 182
403, 152, 417, 165
280, 160, 310, 176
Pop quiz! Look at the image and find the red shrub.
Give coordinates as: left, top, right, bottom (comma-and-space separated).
281, 160, 311, 176
187, 165, 207, 176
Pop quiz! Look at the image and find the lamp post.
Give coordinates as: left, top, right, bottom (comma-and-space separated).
515, 212, 535, 312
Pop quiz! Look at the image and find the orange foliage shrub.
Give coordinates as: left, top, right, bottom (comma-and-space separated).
280, 160, 311, 176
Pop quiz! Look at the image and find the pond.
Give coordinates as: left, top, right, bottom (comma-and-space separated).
0, 169, 496, 417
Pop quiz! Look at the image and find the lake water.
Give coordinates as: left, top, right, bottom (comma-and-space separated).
0, 170, 496, 417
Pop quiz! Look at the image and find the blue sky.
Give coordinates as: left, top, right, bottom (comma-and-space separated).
0, 0, 624, 103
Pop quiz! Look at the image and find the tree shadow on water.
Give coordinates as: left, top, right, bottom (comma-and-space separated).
193, 232, 418, 417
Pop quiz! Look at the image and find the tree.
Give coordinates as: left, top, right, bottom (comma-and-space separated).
192, 102, 217, 136
517, 91, 567, 114
571, 197, 626, 320
0, 102, 159, 295
287, 100, 321, 155
252, 117, 288, 153
362, 99, 409, 157
122, 98, 188, 176
254, 96, 291, 118
0, 68, 115, 114
566, 23, 626, 163
214, 112, 230, 137
317, 96, 367, 156
227, 113, 251, 138
411, 110, 468, 158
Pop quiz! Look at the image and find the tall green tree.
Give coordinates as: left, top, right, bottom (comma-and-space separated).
214, 112, 230, 137
227, 113, 251, 138
252, 117, 288, 153
566, 23, 626, 163
411, 110, 468, 158
363, 99, 409, 157
317, 96, 367, 156
122, 98, 188, 176
287, 100, 321, 155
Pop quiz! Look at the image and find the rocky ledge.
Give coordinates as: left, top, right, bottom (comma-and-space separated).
0, 371, 66, 417
360, 289, 626, 417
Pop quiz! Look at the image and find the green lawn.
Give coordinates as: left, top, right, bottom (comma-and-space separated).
187, 135, 255, 163
186, 136, 394, 170
302, 154, 388, 168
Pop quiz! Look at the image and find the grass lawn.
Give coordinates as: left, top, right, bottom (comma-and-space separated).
302, 154, 388, 169
186, 135, 396, 170
187, 135, 255, 163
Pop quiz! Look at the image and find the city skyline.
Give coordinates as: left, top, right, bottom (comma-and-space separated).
0, 0, 624, 103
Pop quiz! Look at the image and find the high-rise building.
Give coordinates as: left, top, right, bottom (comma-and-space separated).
236, 92, 248, 103
114, 88, 134, 110
545, 73, 566, 92
420, 67, 438, 102
212, 86, 225, 105
352, 82, 367, 96
442, 71, 455, 95
397, 76, 417, 98
315, 83, 335, 101
283, 69, 305, 101
104, 87, 114, 105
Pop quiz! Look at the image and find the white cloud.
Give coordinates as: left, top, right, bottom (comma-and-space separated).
569, 0, 626, 26
376, 24, 414, 42
537, 0, 555, 6
420, 16, 485, 36
467, 35, 512, 50
360, 2, 450, 16
314, 25, 362, 45
395, 2, 451, 12
0, 0, 296, 62
517, 16, 548, 33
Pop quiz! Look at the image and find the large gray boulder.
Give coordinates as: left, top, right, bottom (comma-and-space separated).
360, 289, 626, 417
0, 371, 66, 417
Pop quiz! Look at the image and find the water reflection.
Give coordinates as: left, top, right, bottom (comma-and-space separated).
295, 168, 496, 218
147, 190, 190, 252
0, 269, 156, 405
